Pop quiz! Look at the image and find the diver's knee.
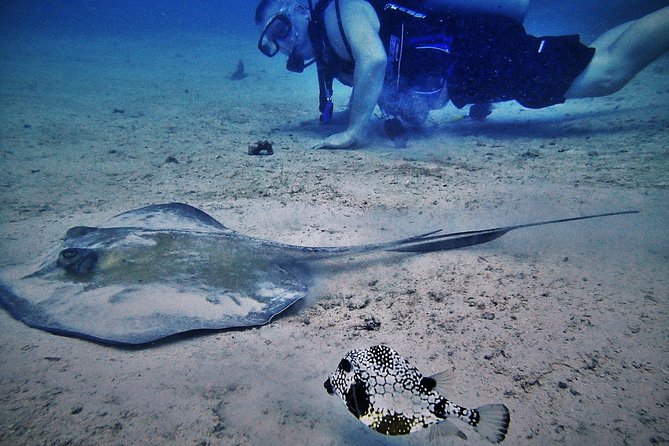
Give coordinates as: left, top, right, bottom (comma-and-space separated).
566, 51, 631, 98
567, 72, 627, 98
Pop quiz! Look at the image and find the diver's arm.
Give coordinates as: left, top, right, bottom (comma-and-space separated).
418, 0, 530, 22
311, 0, 386, 149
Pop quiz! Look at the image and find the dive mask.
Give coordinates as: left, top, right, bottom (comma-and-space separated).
258, 14, 292, 58
258, 6, 316, 72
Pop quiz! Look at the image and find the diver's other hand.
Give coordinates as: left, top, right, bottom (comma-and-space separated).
310, 130, 358, 150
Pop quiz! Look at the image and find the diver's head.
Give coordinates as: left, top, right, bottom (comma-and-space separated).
256, 0, 313, 70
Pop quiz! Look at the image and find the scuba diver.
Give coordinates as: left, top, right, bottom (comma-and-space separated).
255, 0, 669, 149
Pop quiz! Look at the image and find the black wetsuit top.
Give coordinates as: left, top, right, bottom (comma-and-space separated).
309, 0, 595, 114
309, 0, 355, 83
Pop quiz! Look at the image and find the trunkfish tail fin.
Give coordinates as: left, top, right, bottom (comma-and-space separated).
473, 404, 510, 443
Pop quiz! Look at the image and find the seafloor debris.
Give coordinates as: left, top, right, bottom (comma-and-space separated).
383, 117, 408, 148
248, 140, 273, 156
362, 316, 381, 331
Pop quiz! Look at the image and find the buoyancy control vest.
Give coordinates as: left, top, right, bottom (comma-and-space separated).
308, 0, 463, 124
307, 1, 595, 124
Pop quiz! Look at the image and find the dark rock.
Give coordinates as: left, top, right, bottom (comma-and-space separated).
362, 317, 381, 331
248, 140, 273, 156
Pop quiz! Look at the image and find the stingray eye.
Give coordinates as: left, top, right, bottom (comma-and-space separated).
60, 248, 80, 260
57, 248, 98, 274
339, 358, 352, 373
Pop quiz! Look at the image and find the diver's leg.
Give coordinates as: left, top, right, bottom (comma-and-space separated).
566, 6, 669, 98
417, 0, 530, 22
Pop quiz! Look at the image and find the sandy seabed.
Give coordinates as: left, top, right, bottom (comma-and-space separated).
0, 30, 667, 446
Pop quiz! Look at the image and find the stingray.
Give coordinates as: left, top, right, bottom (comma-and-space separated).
0, 203, 636, 345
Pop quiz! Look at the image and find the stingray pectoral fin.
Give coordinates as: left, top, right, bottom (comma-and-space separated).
64, 226, 100, 240
102, 203, 232, 233
0, 281, 38, 324
0, 280, 306, 345
0, 280, 100, 342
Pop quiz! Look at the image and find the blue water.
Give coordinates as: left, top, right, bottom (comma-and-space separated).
1, 0, 667, 38
526, 0, 669, 40
0, 0, 254, 37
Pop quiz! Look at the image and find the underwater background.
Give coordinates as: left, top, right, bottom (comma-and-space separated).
1, 1, 668, 445
1, 0, 668, 37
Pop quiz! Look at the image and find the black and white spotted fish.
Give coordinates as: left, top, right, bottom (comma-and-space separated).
324, 345, 510, 443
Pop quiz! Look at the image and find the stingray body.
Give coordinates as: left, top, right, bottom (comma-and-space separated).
0, 203, 636, 345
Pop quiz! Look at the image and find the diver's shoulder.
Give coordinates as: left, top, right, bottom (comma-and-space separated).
339, 0, 380, 23
323, 0, 380, 27
332, 0, 379, 15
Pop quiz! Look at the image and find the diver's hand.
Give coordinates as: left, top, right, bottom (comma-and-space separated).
310, 130, 358, 150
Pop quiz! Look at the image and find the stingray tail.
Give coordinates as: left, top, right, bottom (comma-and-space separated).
386, 210, 638, 253
310, 210, 638, 256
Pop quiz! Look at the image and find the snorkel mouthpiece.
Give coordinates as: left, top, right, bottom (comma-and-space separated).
286, 50, 306, 72
286, 50, 316, 73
